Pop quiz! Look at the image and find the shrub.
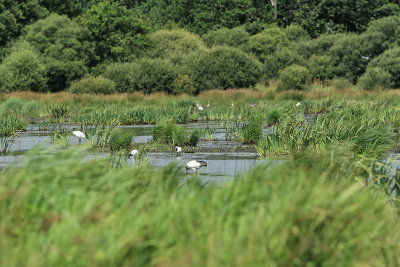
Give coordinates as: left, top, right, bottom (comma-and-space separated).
362, 16, 400, 56
284, 24, 310, 42
185, 46, 262, 93
307, 55, 335, 82
328, 33, 365, 82
0, 42, 47, 92
276, 65, 311, 91
150, 29, 205, 58
69, 76, 116, 94
109, 129, 134, 151
330, 78, 353, 90
21, 14, 95, 92
203, 27, 249, 47
172, 74, 196, 95
357, 67, 393, 90
263, 47, 306, 80
244, 26, 288, 62
103, 62, 135, 93
130, 58, 178, 94
366, 47, 400, 88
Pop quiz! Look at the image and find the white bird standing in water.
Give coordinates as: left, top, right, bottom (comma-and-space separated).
72, 129, 86, 144
296, 102, 301, 108
128, 149, 138, 159
175, 145, 182, 155
186, 160, 207, 173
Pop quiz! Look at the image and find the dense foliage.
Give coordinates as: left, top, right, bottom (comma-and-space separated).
0, 1, 400, 94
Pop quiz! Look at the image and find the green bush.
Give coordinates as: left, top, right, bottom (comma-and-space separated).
69, 76, 116, 94
0, 42, 47, 92
328, 33, 365, 82
150, 29, 205, 58
362, 16, 400, 56
263, 47, 306, 80
185, 46, 262, 93
109, 129, 134, 151
103, 62, 135, 93
307, 55, 335, 82
244, 26, 288, 62
357, 67, 393, 90
130, 58, 178, 94
330, 78, 353, 90
366, 47, 400, 88
21, 13, 95, 92
276, 65, 311, 91
203, 27, 249, 47
171, 74, 196, 95
284, 24, 310, 42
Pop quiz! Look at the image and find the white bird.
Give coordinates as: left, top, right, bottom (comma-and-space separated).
248, 104, 256, 108
72, 129, 85, 144
175, 145, 182, 155
296, 102, 301, 108
361, 55, 370, 60
128, 149, 138, 159
198, 105, 204, 111
230, 102, 234, 108
186, 160, 207, 173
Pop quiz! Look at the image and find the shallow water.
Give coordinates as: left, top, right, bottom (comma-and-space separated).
2, 122, 271, 180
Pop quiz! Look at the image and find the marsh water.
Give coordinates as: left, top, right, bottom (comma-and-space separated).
0, 122, 270, 180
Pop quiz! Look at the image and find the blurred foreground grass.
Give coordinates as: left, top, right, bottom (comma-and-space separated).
0, 147, 400, 266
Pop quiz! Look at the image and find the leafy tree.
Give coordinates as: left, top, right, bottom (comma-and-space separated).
149, 29, 205, 58
203, 27, 250, 48
366, 47, 400, 88
0, 42, 47, 92
138, 0, 274, 35
185, 46, 262, 93
0, 0, 48, 46
276, 64, 311, 91
76, 0, 152, 62
244, 26, 288, 62
278, 0, 389, 37
38, 0, 95, 17
21, 13, 95, 91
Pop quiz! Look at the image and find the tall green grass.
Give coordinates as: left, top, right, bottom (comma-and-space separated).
0, 147, 400, 266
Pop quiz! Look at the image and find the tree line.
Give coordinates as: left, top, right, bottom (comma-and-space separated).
0, 0, 399, 94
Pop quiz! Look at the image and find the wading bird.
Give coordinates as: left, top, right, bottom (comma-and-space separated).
128, 149, 138, 159
175, 145, 182, 155
186, 160, 207, 173
72, 129, 85, 144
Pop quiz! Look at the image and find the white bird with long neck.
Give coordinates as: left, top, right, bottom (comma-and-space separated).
72, 129, 86, 144
186, 160, 207, 173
